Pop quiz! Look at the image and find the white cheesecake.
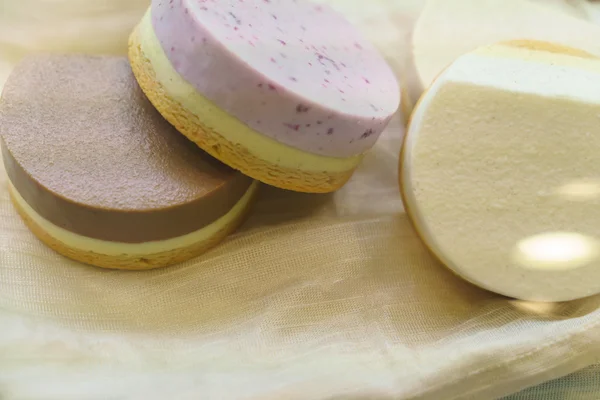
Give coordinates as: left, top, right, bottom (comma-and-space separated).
409, 0, 600, 108
401, 40, 600, 302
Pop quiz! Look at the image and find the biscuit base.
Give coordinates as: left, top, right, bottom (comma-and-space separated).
128, 24, 358, 194
8, 182, 258, 271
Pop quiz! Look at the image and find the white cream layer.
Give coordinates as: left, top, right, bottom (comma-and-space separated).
402, 44, 600, 302
9, 180, 258, 256
443, 44, 600, 100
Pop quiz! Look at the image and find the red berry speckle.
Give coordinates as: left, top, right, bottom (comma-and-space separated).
360, 129, 375, 139
228, 12, 241, 25
284, 123, 301, 131
296, 104, 310, 113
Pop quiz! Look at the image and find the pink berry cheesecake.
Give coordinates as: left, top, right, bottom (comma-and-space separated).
128, 0, 400, 193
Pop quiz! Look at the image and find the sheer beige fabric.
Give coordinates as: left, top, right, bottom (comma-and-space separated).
1, 1, 600, 399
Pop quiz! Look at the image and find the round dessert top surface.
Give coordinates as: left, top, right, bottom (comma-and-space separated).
183, 0, 398, 118
150, 0, 400, 157
402, 40, 600, 302
0, 54, 248, 212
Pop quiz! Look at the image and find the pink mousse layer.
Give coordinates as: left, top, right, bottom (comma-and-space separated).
151, 0, 400, 158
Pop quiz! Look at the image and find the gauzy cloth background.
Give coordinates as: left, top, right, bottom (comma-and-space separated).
1, 0, 600, 399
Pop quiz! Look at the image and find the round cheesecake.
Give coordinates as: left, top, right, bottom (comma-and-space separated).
409, 0, 600, 111
128, 0, 400, 193
401, 40, 600, 302
0, 54, 258, 270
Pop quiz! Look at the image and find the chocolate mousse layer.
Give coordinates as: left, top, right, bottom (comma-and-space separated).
0, 55, 253, 243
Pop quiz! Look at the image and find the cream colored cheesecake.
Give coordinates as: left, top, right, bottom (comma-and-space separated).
409, 0, 600, 108
401, 40, 600, 302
